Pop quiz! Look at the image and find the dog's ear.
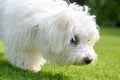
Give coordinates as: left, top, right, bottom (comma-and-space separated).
54, 12, 73, 32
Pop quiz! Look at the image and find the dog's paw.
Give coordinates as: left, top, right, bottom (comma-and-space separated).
29, 65, 41, 72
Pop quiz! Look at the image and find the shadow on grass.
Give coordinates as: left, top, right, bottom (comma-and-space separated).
0, 57, 70, 80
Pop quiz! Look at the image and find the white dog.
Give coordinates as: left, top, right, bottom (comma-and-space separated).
0, 0, 99, 72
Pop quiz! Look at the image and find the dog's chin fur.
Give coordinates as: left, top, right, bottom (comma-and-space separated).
0, 0, 99, 72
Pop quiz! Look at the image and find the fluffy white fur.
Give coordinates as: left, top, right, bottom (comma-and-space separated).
0, 0, 99, 72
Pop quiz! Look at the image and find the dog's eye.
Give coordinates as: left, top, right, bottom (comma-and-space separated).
87, 38, 94, 46
88, 39, 90, 42
70, 35, 79, 45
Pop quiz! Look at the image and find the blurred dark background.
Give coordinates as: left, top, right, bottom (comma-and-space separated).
69, 0, 120, 27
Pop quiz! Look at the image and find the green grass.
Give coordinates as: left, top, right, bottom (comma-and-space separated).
0, 27, 120, 80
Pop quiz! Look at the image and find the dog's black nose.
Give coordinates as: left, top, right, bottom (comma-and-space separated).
84, 57, 92, 64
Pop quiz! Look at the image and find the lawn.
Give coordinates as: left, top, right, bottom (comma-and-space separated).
0, 27, 120, 80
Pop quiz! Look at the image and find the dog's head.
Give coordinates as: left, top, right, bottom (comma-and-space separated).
40, 5, 99, 66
